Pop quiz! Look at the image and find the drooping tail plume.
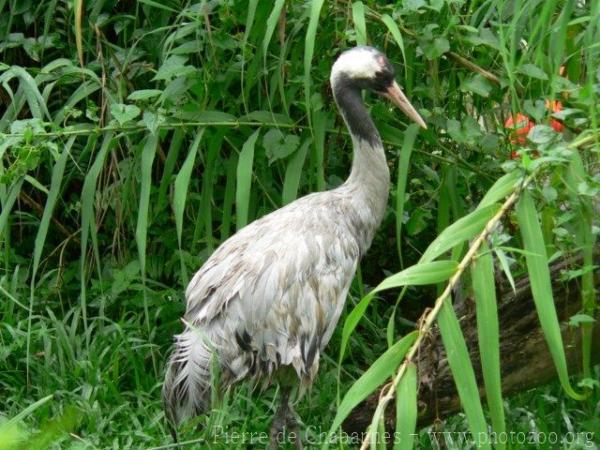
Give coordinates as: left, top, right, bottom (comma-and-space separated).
162, 329, 214, 429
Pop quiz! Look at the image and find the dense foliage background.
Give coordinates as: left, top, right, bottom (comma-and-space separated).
0, 0, 599, 448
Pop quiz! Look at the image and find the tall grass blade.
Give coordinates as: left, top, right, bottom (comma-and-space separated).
136, 134, 158, 278
438, 299, 491, 450
135, 133, 158, 349
240, 0, 259, 114
236, 130, 259, 230
1, 67, 50, 120
30, 136, 74, 284
157, 129, 184, 214
395, 124, 419, 267
221, 158, 236, 241
304, 0, 325, 131
1, 394, 53, 429
471, 242, 506, 448
312, 110, 327, 191
565, 151, 597, 378
0, 178, 24, 239
74, 0, 84, 66
174, 130, 203, 248
174, 130, 204, 283
282, 139, 310, 205
27, 136, 75, 382
352, 1, 368, 46
380, 15, 407, 73
80, 133, 111, 347
394, 362, 417, 450
198, 131, 223, 253
516, 190, 585, 400
261, 0, 285, 65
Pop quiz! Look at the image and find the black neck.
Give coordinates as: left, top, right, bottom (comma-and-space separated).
333, 75, 381, 148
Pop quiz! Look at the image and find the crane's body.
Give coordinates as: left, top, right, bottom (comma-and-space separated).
162, 46, 425, 448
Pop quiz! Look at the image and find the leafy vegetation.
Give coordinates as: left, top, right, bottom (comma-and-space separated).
0, 0, 599, 449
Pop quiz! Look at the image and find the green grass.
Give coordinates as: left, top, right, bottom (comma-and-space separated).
1, 0, 599, 448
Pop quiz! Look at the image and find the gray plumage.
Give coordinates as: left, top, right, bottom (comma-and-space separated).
162, 46, 425, 436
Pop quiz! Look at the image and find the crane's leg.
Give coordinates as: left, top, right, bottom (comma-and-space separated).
286, 401, 303, 450
269, 387, 303, 450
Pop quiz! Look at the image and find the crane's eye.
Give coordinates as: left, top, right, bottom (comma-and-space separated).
372, 70, 394, 93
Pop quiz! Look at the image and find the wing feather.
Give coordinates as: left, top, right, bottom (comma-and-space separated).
183, 195, 360, 385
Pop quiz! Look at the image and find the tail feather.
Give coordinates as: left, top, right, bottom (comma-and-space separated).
162, 329, 213, 427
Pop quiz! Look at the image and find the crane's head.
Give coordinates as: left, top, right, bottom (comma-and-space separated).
331, 46, 426, 128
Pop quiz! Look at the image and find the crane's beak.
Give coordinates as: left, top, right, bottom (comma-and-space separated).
383, 81, 427, 129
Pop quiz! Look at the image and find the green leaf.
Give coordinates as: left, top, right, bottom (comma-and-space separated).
197, 110, 237, 123
380, 15, 406, 73
282, 139, 310, 205
80, 133, 111, 342
175, 110, 237, 124
374, 260, 458, 293
428, 0, 444, 11
517, 63, 549, 80
153, 55, 196, 81
394, 362, 418, 450
578, 378, 600, 389
339, 294, 374, 364
420, 203, 499, 263
478, 171, 521, 209
523, 99, 547, 121
406, 208, 429, 236
138, 0, 177, 12
174, 129, 204, 248
527, 125, 557, 144
110, 103, 141, 125
0, 66, 50, 120
516, 190, 585, 400
0, 395, 53, 430
0, 178, 24, 239
461, 74, 492, 97
28, 137, 74, 379
351, 1, 367, 46
240, 0, 258, 113
438, 299, 491, 449
135, 134, 159, 341
472, 242, 506, 448
240, 110, 293, 125
141, 110, 165, 134
395, 124, 419, 265
261, 0, 285, 64
422, 37, 449, 60
135, 134, 158, 277
31, 137, 74, 281
236, 130, 259, 230
157, 129, 184, 214
53, 80, 101, 125
337, 260, 455, 366
328, 331, 418, 435
127, 89, 163, 101
404, 0, 426, 12
569, 314, 595, 326
262, 129, 300, 164
303, 0, 325, 130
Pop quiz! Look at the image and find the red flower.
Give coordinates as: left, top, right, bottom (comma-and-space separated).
545, 100, 564, 132
504, 113, 535, 144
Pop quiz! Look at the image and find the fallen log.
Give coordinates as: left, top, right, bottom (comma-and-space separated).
343, 253, 600, 433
